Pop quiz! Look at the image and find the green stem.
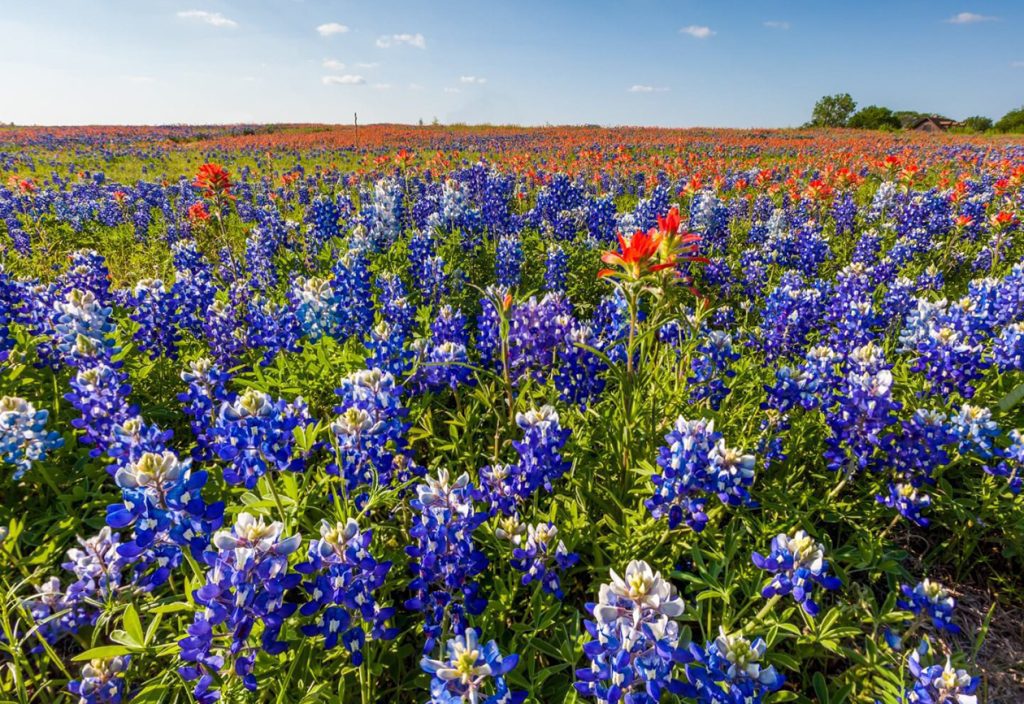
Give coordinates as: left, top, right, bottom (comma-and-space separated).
740, 594, 783, 635
266, 472, 289, 529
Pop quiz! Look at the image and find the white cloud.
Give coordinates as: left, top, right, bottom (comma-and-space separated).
408, 82, 425, 91
627, 85, 669, 93
177, 10, 237, 28
680, 25, 715, 39
373, 83, 392, 90
376, 33, 426, 49
459, 75, 487, 84
355, 62, 380, 69
945, 11, 997, 24
316, 22, 350, 36
321, 74, 365, 85
443, 86, 461, 93
763, 20, 790, 30
322, 59, 346, 71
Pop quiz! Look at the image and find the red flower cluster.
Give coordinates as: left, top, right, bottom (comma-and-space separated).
193, 163, 234, 199
598, 207, 704, 282
188, 202, 210, 221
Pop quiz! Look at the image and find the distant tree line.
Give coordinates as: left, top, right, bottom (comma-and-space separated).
808, 93, 1024, 133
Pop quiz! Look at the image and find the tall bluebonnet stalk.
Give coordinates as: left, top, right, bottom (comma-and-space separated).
130, 279, 180, 360
421, 629, 525, 704
208, 389, 313, 488
0, 396, 63, 479
646, 418, 756, 533
329, 368, 419, 493
405, 470, 489, 653
751, 530, 841, 616
179, 513, 302, 702
575, 560, 693, 703
297, 518, 398, 660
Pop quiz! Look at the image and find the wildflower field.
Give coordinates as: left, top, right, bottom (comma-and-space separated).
1, 124, 1023, 703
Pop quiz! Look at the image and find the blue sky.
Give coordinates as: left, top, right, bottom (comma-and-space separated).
0, 1, 1021, 127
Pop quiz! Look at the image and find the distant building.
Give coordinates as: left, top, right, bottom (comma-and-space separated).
909, 116, 961, 132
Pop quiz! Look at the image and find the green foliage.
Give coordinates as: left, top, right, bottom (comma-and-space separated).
811, 93, 857, 128
995, 106, 1024, 133
848, 106, 901, 131
961, 115, 994, 133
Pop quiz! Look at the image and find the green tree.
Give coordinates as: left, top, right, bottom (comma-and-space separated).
995, 107, 1024, 133
848, 105, 901, 130
810, 93, 857, 127
961, 115, 993, 133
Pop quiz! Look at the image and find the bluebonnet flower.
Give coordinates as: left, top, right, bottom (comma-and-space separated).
823, 366, 900, 476
106, 449, 224, 588
545, 244, 568, 292
509, 522, 578, 599
60, 249, 113, 307
415, 340, 474, 393
495, 234, 523, 288
686, 628, 784, 704
62, 527, 129, 605
305, 195, 341, 256
244, 227, 280, 290
405, 470, 489, 653
878, 482, 933, 527
291, 276, 338, 341
170, 240, 217, 336
409, 229, 437, 286
421, 628, 525, 704
376, 272, 416, 338
991, 322, 1024, 372
209, 389, 313, 488
555, 323, 607, 409
887, 409, 955, 485
103, 415, 174, 475
130, 279, 180, 360
509, 406, 571, 497
67, 655, 129, 704
903, 643, 978, 704
575, 560, 693, 703
899, 580, 959, 634
179, 358, 232, 461
758, 276, 823, 361
297, 518, 397, 661
329, 368, 417, 491
202, 299, 247, 369
506, 294, 574, 383
0, 396, 63, 479
431, 305, 469, 346
689, 331, 739, 410
52, 289, 117, 366
65, 363, 137, 457
751, 530, 841, 616
245, 296, 303, 366
993, 429, 1024, 494
950, 404, 1000, 460
367, 320, 413, 378
179, 513, 302, 699
332, 249, 373, 340
911, 325, 988, 400
646, 418, 756, 533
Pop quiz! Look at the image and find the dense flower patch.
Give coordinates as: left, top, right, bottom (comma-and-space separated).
0, 127, 1023, 702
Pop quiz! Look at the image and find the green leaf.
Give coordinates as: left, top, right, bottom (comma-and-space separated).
72, 645, 134, 661
813, 672, 829, 704
122, 604, 144, 646
130, 685, 169, 703
998, 381, 1024, 412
